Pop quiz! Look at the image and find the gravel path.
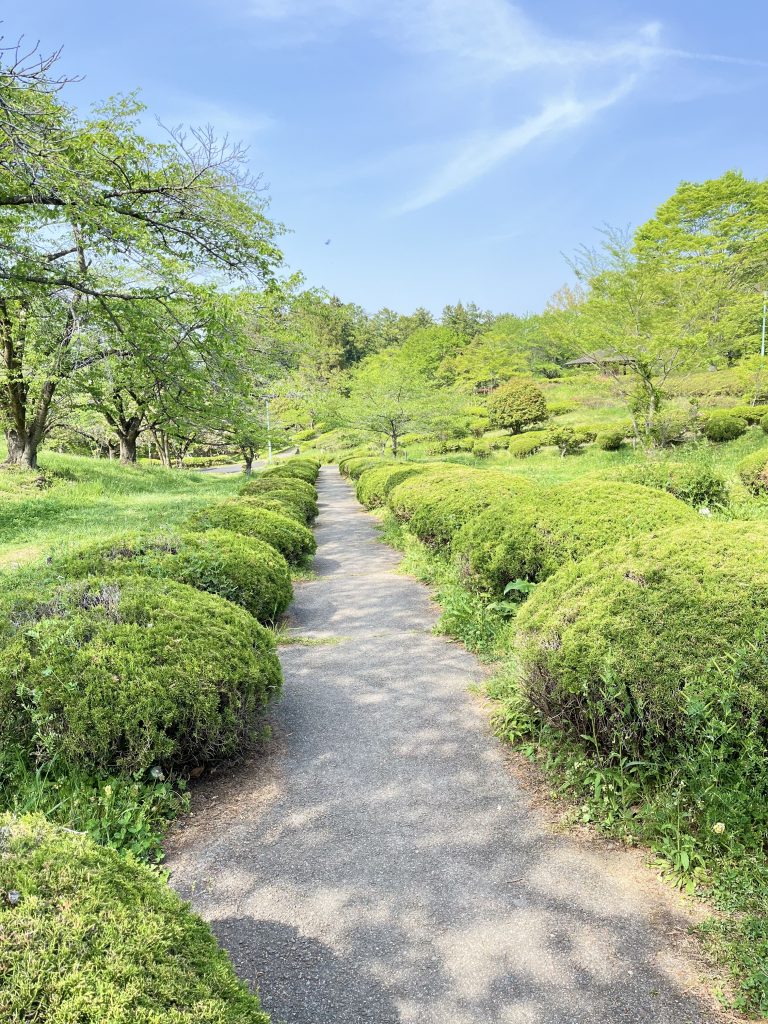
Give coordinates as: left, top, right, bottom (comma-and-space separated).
166, 466, 722, 1024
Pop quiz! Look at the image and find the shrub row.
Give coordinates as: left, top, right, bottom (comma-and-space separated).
0, 813, 269, 1023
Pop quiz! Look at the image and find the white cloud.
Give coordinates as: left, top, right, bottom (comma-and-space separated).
241, 0, 767, 210
160, 100, 274, 141
396, 78, 637, 213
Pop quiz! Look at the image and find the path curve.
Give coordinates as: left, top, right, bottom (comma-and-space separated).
167, 466, 722, 1024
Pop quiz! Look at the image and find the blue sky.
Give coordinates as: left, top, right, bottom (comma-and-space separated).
5, 1, 768, 314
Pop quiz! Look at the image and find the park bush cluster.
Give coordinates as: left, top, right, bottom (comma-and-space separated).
0, 455, 321, 1022
351, 450, 768, 1009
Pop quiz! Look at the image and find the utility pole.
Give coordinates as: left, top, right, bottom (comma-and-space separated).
762, 292, 767, 357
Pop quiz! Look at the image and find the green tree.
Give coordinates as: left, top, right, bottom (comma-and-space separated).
487, 378, 548, 434
0, 48, 281, 468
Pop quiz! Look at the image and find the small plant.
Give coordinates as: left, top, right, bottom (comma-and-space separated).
595, 429, 625, 451
701, 413, 748, 443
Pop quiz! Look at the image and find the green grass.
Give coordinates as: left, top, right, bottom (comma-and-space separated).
0, 452, 242, 569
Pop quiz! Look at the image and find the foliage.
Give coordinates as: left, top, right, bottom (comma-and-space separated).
0, 813, 270, 1022
355, 463, 430, 508
546, 425, 595, 456
608, 456, 728, 507
595, 429, 626, 451
453, 481, 695, 596
701, 413, 748, 443
487, 379, 548, 433
737, 448, 768, 494
387, 467, 532, 548
49, 528, 293, 623
515, 521, 768, 756
187, 500, 316, 563
507, 430, 550, 458
0, 576, 282, 777
239, 475, 318, 522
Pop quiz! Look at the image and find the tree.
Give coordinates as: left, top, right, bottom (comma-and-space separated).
570, 228, 707, 442
487, 379, 548, 434
344, 350, 450, 455
0, 46, 282, 468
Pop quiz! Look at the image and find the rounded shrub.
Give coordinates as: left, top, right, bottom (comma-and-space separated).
761, 413, 768, 435
239, 476, 318, 522
516, 522, 768, 754
595, 428, 626, 451
487, 379, 548, 433
187, 501, 316, 564
356, 463, 430, 508
233, 493, 305, 522
737, 448, 768, 494
0, 577, 282, 777
50, 529, 292, 624
609, 459, 728, 508
702, 412, 748, 443
508, 430, 549, 458
453, 481, 695, 596
340, 456, 391, 480
261, 459, 319, 484
0, 813, 269, 1023
387, 468, 533, 548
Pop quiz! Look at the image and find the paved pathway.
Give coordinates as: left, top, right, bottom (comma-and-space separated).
166, 466, 721, 1024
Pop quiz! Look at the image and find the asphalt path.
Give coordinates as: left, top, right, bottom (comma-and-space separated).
166, 466, 722, 1024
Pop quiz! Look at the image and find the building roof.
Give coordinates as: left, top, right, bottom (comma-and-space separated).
565, 350, 634, 367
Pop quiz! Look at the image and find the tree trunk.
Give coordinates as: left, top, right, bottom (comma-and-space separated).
243, 454, 254, 475
5, 429, 40, 470
118, 433, 138, 464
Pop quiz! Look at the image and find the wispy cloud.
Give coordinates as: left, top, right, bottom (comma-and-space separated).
161, 100, 275, 140
396, 79, 638, 213
242, 0, 767, 211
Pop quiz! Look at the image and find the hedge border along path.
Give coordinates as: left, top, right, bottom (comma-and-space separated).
165, 466, 720, 1024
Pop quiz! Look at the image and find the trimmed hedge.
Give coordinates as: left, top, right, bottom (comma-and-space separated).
515, 521, 768, 754
183, 455, 240, 469
339, 456, 391, 480
50, 529, 292, 623
487, 379, 548, 433
508, 430, 550, 458
233, 493, 306, 523
260, 458, 319, 484
453, 481, 695, 596
595, 428, 626, 451
0, 814, 269, 1023
0, 577, 282, 777
356, 463, 431, 508
187, 501, 316, 564
737, 448, 768, 494
701, 412, 748, 442
607, 459, 728, 507
387, 468, 533, 548
239, 476, 318, 522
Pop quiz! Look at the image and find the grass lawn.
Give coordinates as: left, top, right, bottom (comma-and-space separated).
0, 452, 243, 571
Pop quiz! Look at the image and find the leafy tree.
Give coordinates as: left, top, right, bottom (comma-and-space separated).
0, 46, 281, 468
344, 350, 452, 455
487, 379, 548, 434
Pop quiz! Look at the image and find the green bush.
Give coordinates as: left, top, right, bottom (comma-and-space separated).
728, 403, 768, 425
233, 493, 305, 522
609, 458, 728, 507
546, 425, 596, 455
545, 401, 575, 416
239, 476, 318, 522
260, 458, 319, 484
472, 439, 491, 458
182, 455, 239, 469
0, 577, 282, 777
187, 501, 316, 564
453, 481, 695, 596
292, 428, 317, 442
0, 813, 269, 1023
487, 378, 548, 433
761, 413, 768, 435
50, 529, 292, 624
339, 456, 391, 480
648, 411, 694, 447
595, 428, 626, 451
737, 449, 768, 494
508, 429, 550, 458
356, 463, 431, 508
387, 468, 533, 548
515, 521, 768, 755
701, 412, 748, 443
